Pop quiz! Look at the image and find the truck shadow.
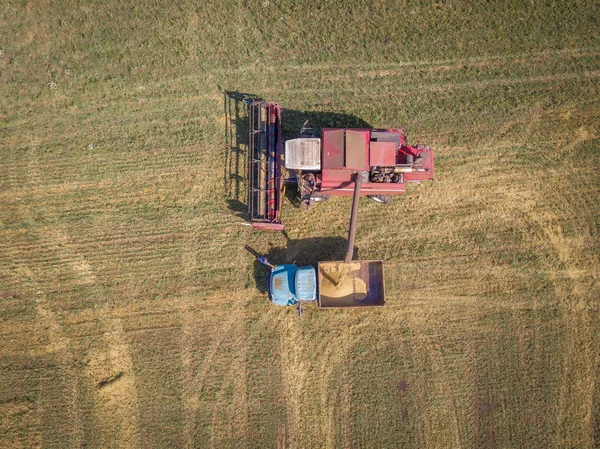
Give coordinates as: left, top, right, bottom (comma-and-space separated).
223, 91, 372, 218
245, 234, 358, 294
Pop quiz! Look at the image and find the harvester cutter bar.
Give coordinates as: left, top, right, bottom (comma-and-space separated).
248, 101, 283, 229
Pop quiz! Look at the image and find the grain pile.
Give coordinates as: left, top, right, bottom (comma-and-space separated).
318, 262, 367, 301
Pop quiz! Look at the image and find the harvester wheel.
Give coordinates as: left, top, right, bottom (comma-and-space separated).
368, 194, 392, 204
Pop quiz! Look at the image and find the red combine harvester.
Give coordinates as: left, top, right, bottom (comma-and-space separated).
247, 100, 434, 231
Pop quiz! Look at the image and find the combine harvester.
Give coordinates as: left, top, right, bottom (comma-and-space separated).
247, 100, 434, 311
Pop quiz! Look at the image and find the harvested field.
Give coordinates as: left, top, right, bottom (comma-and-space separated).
1, 1, 599, 448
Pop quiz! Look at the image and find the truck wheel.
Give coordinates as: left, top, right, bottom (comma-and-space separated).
368, 194, 392, 204
311, 192, 330, 202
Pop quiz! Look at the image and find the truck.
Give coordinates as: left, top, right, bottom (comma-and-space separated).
247, 100, 434, 309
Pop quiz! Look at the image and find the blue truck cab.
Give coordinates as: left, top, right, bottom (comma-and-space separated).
270, 264, 317, 306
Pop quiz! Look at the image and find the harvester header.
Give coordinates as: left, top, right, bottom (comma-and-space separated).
247, 100, 285, 231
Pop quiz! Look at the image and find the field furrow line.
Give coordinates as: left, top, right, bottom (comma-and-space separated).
0, 162, 209, 186
1, 233, 185, 255
461, 333, 480, 448
527, 323, 550, 448
350, 49, 600, 79
2, 242, 184, 266
2, 267, 198, 289
208, 315, 249, 448
262, 69, 600, 97
0, 148, 209, 174
0, 226, 212, 252
2, 228, 191, 251
0, 155, 213, 186
5, 248, 180, 268
0, 193, 224, 219
219, 46, 600, 74
0, 317, 182, 340
0, 168, 215, 192
0, 217, 242, 245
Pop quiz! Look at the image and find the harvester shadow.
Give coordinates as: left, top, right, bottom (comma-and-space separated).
224, 90, 260, 220
223, 91, 372, 217
281, 109, 372, 139
245, 235, 358, 294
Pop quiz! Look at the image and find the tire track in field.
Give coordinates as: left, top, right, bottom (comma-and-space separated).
4, 231, 187, 266
1, 176, 223, 221
518, 199, 599, 447
275, 314, 307, 449
208, 308, 249, 449
461, 329, 481, 449
40, 229, 142, 448
0, 168, 208, 196
9, 296, 225, 345
229, 46, 600, 96
400, 310, 463, 448
86, 318, 141, 448
1, 225, 192, 253
179, 299, 248, 449
277, 316, 370, 449
518, 315, 549, 448
33, 292, 85, 448
317, 326, 364, 449
506, 123, 599, 446
2, 202, 243, 289
8, 149, 86, 446
0, 148, 209, 180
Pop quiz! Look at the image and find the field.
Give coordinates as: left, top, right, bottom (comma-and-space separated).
1, 1, 599, 448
